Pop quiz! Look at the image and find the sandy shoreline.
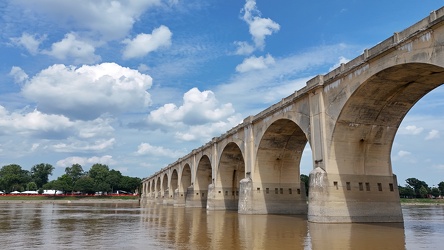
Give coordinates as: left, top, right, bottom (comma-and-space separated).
0, 199, 140, 204
401, 202, 444, 206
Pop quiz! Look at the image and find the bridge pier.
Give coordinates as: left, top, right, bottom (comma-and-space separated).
173, 189, 186, 207
307, 167, 403, 223
163, 190, 175, 205
238, 178, 308, 214
185, 185, 208, 208
206, 184, 239, 211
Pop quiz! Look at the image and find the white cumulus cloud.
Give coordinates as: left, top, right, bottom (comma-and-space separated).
398, 150, 411, 157
0, 105, 114, 141
21, 63, 152, 120
236, 54, 275, 73
42, 33, 101, 64
403, 125, 424, 135
425, 129, 440, 140
9, 66, 29, 84
147, 87, 235, 126
135, 143, 184, 158
10, 32, 46, 55
56, 155, 116, 168
236, 0, 280, 52
122, 25, 172, 59
12, 0, 162, 41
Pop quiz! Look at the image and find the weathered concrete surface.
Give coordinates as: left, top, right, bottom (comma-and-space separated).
308, 167, 402, 223
238, 177, 307, 214
141, 7, 444, 223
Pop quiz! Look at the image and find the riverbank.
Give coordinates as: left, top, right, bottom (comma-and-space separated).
400, 198, 444, 205
0, 195, 140, 204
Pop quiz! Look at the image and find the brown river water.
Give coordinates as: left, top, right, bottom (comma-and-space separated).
0, 202, 442, 249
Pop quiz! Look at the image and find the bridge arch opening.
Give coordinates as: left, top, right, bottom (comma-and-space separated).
162, 174, 168, 198
214, 142, 245, 210
393, 84, 444, 191
189, 155, 212, 207
171, 169, 178, 199
253, 118, 309, 214
332, 63, 444, 177
312, 62, 444, 222
181, 164, 192, 194
156, 176, 161, 198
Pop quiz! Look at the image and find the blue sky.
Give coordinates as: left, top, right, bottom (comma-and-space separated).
1, 0, 444, 186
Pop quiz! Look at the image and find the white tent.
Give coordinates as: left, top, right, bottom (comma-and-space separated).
10, 191, 21, 194
43, 190, 63, 195
22, 191, 38, 195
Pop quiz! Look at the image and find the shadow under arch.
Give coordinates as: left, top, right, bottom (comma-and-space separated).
156, 176, 161, 201
187, 155, 212, 207
176, 164, 191, 206
170, 169, 178, 201
161, 174, 168, 200
150, 180, 155, 198
208, 142, 245, 211
311, 62, 444, 222
250, 118, 309, 214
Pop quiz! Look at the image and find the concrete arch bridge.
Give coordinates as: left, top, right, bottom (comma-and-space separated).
141, 8, 444, 223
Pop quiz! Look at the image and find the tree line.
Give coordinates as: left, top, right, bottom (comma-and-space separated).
0, 163, 141, 195
300, 175, 443, 198
398, 177, 444, 198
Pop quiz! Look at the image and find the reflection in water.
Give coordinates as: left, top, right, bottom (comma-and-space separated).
309, 222, 405, 250
1, 203, 444, 249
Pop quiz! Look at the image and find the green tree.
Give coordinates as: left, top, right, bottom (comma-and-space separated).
119, 176, 141, 193
65, 164, 85, 183
53, 174, 73, 193
406, 178, 430, 198
438, 181, 444, 196
89, 164, 111, 193
399, 185, 415, 198
0, 164, 31, 192
300, 174, 309, 197
30, 163, 55, 188
107, 169, 123, 193
74, 176, 95, 194
26, 182, 38, 191
419, 186, 429, 198
431, 187, 441, 198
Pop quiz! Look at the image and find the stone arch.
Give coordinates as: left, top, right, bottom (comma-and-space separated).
187, 155, 212, 207
181, 164, 192, 193
162, 174, 168, 198
250, 118, 308, 214
170, 169, 179, 199
195, 155, 212, 192
255, 118, 308, 185
332, 63, 444, 176
156, 176, 161, 198
145, 181, 149, 196
213, 142, 245, 210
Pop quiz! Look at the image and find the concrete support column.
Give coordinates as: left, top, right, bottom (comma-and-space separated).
238, 117, 255, 214
238, 177, 307, 214
163, 190, 174, 205
185, 185, 207, 208
308, 167, 403, 223
207, 184, 239, 211
174, 188, 186, 207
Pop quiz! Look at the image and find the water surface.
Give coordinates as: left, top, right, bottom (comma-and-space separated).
0, 202, 442, 249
